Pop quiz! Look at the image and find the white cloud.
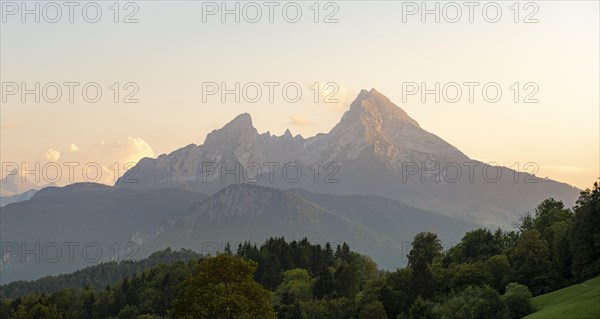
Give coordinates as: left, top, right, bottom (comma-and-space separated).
31, 137, 155, 186
40, 149, 61, 161
84, 137, 155, 165
311, 82, 355, 113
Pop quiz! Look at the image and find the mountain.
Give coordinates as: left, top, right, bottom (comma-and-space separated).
0, 169, 52, 206
322, 89, 468, 164
0, 169, 40, 196
0, 189, 38, 207
0, 183, 207, 283
140, 183, 479, 270
116, 89, 580, 227
2, 88, 581, 283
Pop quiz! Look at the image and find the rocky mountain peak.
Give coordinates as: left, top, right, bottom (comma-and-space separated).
323, 89, 467, 163
203, 113, 258, 146
282, 128, 293, 139
347, 88, 420, 128
222, 112, 255, 133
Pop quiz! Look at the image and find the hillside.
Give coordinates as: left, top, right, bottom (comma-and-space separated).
142, 183, 480, 269
0, 184, 207, 283
524, 276, 600, 319
0, 248, 202, 299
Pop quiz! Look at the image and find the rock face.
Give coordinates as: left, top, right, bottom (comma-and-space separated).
116, 88, 580, 227
323, 89, 467, 165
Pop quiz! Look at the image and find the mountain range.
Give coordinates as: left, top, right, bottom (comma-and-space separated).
0, 181, 477, 283
116, 89, 579, 227
0, 88, 581, 283
0, 184, 206, 283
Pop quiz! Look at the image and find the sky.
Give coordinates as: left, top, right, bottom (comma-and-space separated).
1, 0, 598, 189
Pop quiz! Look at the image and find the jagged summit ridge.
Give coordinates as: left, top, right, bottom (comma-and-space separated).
282, 128, 293, 139
119, 88, 469, 186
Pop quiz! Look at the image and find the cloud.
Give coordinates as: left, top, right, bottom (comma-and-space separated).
289, 113, 316, 126
84, 137, 155, 165
40, 149, 61, 162
310, 82, 355, 113
29, 137, 155, 186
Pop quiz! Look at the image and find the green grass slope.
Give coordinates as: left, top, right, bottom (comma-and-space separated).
523, 276, 600, 319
